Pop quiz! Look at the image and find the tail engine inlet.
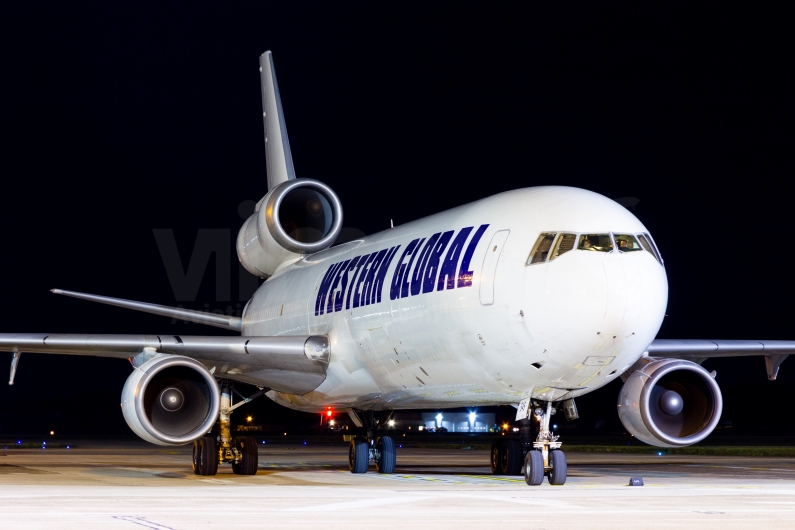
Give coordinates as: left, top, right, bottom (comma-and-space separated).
121, 356, 220, 446
617, 358, 723, 447
237, 178, 343, 278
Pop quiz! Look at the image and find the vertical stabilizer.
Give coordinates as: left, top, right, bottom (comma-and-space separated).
259, 51, 296, 191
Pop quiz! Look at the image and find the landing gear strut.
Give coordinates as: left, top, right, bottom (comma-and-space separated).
490, 400, 568, 485
192, 380, 265, 476
524, 401, 566, 486
347, 410, 397, 474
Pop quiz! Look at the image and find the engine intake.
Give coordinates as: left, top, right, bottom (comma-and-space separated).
237, 178, 343, 277
121, 355, 220, 446
617, 358, 722, 447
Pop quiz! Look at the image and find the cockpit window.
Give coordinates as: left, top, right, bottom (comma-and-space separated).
527, 233, 556, 264
614, 234, 643, 252
577, 234, 613, 252
637, 233, 663, 264
550, 233, 577, 260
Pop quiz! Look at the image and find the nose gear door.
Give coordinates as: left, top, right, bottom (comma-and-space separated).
479, 230, 510, 305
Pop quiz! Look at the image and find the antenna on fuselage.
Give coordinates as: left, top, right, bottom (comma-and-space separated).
259, 51, 296, 191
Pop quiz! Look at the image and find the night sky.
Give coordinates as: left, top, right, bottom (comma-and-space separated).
1, 3, 793, 437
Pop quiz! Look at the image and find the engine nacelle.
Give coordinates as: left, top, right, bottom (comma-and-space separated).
121, 355, 220, 446
617, 358, 723, 448
237, 178, 343, 278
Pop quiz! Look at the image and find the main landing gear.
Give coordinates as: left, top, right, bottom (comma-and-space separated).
347, 410, 397, 474
193, 380, 265, 477
491, 401, 567, 486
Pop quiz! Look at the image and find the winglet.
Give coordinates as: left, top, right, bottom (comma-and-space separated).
260, 51, 296, 191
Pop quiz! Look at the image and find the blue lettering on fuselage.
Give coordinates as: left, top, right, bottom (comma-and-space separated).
314, 223, 489, 316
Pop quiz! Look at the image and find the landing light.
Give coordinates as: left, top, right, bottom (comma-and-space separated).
246, 416, 253, 423
418, 426, 424, 431
50, 431, 54, 435
329, 419, 335, 425
388, 420, 395, 427
469, 412, 476, 424
502, 423, 509, 431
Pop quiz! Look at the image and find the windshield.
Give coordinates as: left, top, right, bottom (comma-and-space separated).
527, 233, 556, 264
577, 234, 613, 252
614, 234, 643, 252
637, 233, 663, 264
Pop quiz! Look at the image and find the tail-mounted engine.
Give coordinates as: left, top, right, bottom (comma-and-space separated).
617, 358, 723, 448
237, 178, 343, 278
121, 355, 220, 446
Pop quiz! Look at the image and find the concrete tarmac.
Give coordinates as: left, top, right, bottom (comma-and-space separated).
1, 440, 795, 529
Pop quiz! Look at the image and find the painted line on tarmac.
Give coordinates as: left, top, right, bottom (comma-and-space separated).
112, 516, 177, 529
365, 473, 524, 485
280, 495, 433, 512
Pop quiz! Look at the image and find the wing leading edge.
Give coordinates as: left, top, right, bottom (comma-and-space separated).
648, 339, 795, 380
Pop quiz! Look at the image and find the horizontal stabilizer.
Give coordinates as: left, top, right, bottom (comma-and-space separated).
51, 289, 242, 331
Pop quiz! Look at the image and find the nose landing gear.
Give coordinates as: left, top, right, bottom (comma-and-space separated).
525, 401, 566, 486
491, 400, 568, 486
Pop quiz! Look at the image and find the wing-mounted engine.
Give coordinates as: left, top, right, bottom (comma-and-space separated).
121, 355, 220, 446
237, 178, 343, 278
617, 358, 723, 448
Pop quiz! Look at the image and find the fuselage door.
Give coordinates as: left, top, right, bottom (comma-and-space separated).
479, 229, 510, 305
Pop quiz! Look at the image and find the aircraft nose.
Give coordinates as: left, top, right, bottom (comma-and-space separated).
533, 249, 667, 348
603, 258, 640, 327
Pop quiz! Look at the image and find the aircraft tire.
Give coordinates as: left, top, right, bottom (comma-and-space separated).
232, 436, 259, 475
349, 437, 369, 473
376, 436, 396, 474
548, 450, 567, 485
500, 439, 523, 475
490, 439, 504, 475
524, 450, 544, 486
193, 435, 218, 476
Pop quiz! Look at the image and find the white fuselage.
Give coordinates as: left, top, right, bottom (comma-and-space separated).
237, 186, 668, 413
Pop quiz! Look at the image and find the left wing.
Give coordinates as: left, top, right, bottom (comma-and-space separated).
647, 339, 795, 380
0, 334, 330, 394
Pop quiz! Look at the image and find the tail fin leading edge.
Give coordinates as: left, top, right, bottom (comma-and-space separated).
259, 51, 296, 191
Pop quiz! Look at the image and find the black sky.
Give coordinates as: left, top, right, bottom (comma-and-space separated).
1, 3, 794, 436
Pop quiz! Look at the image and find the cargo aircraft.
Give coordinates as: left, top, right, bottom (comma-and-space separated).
3, 52, 793, 485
